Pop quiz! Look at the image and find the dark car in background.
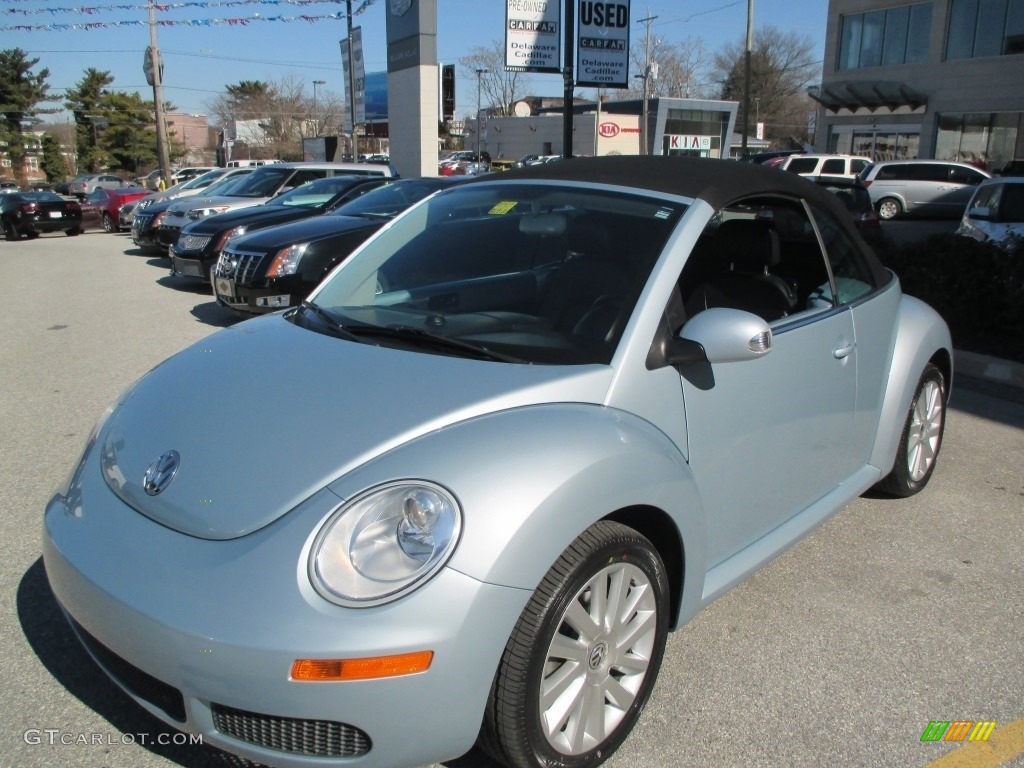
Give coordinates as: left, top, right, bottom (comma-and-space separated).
79, 186, 150, 232
213, 178, 458, 314
170, 175, 388, 282
1, 191, 82, 240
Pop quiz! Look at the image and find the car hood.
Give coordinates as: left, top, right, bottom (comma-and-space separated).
229, 214, 381, 251
184, 204, 316, 235
98, 313, 612, 540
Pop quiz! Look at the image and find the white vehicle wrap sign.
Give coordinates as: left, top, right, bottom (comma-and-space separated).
576, 1, 631, 88
505, 0, 561, 73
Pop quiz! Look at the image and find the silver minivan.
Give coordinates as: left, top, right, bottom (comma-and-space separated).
858, 160, 990, 220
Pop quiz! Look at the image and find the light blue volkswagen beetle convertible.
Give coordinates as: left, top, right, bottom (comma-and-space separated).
44, 157, 951, 768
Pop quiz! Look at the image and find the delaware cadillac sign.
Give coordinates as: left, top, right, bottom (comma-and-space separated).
505, 0, 561, 73
576, 0, 631, 88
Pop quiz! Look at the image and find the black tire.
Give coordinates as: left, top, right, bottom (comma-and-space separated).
26, 230, 40, 239
876, 197, 902, 221
480, 521, 669, 768
102, 212, 115, 233
65, 228, 82, 236
876, 363, 946, 497
3, 219, 20, 241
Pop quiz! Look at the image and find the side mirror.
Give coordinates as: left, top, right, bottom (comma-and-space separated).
678, 308, 773, 364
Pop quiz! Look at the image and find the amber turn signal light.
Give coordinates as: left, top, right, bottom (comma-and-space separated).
291, 651, 434, 681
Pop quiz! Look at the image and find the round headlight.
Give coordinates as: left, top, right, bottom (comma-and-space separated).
310, 481, 462, 607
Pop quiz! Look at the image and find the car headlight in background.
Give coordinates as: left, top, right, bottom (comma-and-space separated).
215, 225, 247, 252
188, 206, 230, 220
309, 481, 462, 607
265, 243, 308, 278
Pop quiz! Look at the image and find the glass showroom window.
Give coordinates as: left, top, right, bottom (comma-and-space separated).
946, 0, 1024, 59
838, 2, 932, 69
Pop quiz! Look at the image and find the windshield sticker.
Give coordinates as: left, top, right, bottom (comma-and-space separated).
488, 201, 518, 215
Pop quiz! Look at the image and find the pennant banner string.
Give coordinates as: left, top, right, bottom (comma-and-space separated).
2, 0, 351, 15
1, 12, 352, 29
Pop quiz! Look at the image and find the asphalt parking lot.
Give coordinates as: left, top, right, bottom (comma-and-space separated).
1, 230, 1021, 768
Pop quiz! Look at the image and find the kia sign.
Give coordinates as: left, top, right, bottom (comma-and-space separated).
599, 122, 620, 137
505, 0, 561, 74
576, 1, 631, 88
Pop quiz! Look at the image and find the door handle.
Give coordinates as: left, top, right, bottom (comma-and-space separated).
833, 341, 856, 359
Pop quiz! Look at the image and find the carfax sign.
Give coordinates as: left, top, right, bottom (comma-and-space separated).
576, 0, 631, 88
505, 0, 562, 73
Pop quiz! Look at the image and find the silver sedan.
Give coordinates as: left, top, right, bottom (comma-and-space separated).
43, 156, 951, 768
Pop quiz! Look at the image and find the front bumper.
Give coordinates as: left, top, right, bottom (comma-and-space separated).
131, 217, 164, 249
157, 223, 183, 248
214, 277, 303, 315
43, 470, 528, 768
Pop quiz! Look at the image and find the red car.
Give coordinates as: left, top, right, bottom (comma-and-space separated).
79, 187, 150, 232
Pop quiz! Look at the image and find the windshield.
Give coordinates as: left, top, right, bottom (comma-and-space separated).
329, 179, 453, 219
227, 166, 293, 197
271, 175, 368, 208
202, 169, 256, 196
304, 182, 686, 365
180, 169, 228, 191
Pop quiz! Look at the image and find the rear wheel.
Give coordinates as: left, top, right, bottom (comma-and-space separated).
876, 363, 946, 497
876, 197, 902, 221
480, 521, 669, 768
3, 219, 20, 241
102, 212, 115, 233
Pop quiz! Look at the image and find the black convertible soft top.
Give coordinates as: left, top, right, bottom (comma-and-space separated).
469, 155, 832, 210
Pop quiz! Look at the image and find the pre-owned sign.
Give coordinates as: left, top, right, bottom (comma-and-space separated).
506, 0, 562, 73
576, 1, 631, 88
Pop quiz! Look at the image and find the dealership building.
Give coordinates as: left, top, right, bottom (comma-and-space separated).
811, 0, 1024, 171
470, 97, 740, 161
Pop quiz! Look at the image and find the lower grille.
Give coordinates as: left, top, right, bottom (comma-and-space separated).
174, 259, 206, 278
212, 703, 371, 757
71, 619, 186, 723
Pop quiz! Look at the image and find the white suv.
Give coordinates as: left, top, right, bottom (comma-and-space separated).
780, 154, 872, 180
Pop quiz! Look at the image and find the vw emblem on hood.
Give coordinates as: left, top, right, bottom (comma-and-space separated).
143, 450, 180, 496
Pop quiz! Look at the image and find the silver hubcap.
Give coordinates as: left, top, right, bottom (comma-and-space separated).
907, 379, 943, 481
540, 561, 657, 755
879, 200, 899, 219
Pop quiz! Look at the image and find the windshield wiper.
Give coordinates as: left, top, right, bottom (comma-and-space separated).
343, 324, 527, 363
296, 300, 362, 341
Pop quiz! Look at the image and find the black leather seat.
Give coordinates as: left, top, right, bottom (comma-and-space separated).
685, 219, 796, 322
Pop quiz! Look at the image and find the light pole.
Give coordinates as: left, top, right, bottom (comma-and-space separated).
312, 80, 325, 137
475, 68, 488, 163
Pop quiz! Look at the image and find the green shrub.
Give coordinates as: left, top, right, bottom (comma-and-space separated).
874, 233, 1024, 361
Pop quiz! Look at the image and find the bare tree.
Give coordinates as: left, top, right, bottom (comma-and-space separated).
711, 26, 819, 146
459, 41, 525, 117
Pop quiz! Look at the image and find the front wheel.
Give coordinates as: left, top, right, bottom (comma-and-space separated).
876, 197, 902, 221
876, 363, 946, 497
102, 212, 115, 233
480, 521, 669, 768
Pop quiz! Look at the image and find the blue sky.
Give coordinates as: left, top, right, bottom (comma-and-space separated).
1, 0, 829, 121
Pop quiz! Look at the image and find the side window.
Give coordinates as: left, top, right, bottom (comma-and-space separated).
786, 158, 819, 174
821, 159, 845, 174
850, 158, 870, 175
969, 183, 998, 210
287, 170, 324, 187
808, 203, 878, 305
950, 166, 985, 185
677, 197, 832, 326
87, 189, 105, 203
